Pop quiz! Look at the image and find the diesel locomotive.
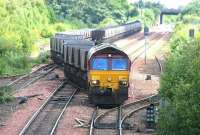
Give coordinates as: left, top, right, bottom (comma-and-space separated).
64, 42, 130, 105
50, 21, 141, 105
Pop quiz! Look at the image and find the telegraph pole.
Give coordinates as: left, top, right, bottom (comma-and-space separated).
144, 26, 149, 64
145, 36, 147, 64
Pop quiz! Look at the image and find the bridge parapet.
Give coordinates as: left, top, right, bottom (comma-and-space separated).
160, 8, 182, 24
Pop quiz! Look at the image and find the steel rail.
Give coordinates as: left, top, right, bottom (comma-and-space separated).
91, 94, 159, 135
120, 104, 151, 135
131, 34, 165, 63
18, 66, 56, 90
94, 94, 158, 125
94, 107, 118, 126
122, 94, 158, 109
120, 102, 159, 134
118, 106, 122, 135
124, 32, 159, 55
8, 64, 56, 93
0, 74, 26, 80
19, 81, 65, 135
8, 63, 55, 87
155, 56, 163, 73
89, 107, 98, 135
50, 87, 79, 135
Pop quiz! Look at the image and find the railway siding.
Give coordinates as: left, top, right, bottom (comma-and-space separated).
19, 82, 78, 135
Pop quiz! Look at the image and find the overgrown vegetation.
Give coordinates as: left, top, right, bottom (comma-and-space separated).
0, 0, 164, 103
0, 0, 86, 76
47, 0, 131, 25
157, 0, 200, 134
0, 86, 13, 103
141, 1, 162, 26
0, 0, 163, 76
158, 36, 200, 135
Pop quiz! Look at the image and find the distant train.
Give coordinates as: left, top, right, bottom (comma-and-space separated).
50, 21, 141, 105
91, 21, 141, 43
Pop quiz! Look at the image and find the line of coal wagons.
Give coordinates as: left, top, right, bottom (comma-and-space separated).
50, 21, 142, 105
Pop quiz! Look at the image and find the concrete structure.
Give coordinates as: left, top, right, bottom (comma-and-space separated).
160, 8, 181, 24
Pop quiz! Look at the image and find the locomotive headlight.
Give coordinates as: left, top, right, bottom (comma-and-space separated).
119, 80, 128, 86
91, 80, 100, 85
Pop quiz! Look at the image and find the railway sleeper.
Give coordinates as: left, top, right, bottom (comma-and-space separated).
48, 101, 68, 105
50, 97, 70, 101
94, 122, 132, 130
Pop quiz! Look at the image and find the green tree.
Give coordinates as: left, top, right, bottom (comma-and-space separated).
47, 0, 132, 25
157, 23, 200, 135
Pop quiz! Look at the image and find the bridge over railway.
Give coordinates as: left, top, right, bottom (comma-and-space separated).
160, 8, 182, 24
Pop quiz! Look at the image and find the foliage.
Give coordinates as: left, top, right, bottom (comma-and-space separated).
47, 0, 132, 25
0, 0, 52, 53
132, 1, 162, 26
143, 9, 158, 26
164, 16, 179, 24
97, 18, 118, 28
169, 24, 189, 53
34, 51, 50, 64
158, 1, 200, 132
180, 0, 200, 24
0, 50, 31, 75
0, 0, 86, 76
0, 86, 13, 103
157, 23, 200, 135
182, 15, 200, 24
0, 0, 164, 76
158, 43, 200, 135
0, 0, 49, 75
182, 0, 200, 16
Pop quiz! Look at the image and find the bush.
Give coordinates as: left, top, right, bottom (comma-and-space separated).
97, 18, 118, 28
157, 25, 200, 135
54, 23, 68, 32
41, 27, 54, 38
0, 86, 13, 103
0, 51, 31, 75
34, 51, 50, 64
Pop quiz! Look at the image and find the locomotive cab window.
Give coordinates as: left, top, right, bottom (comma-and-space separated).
91, 58, 108, 70
111, 58, 128, 70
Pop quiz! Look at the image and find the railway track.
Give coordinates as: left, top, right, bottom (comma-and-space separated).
89, 106, 122, 135
115, 32, 144, 49
130, 33, 166, 62
155, 56, 163, 73
19, 81, 79, 135
117, 31, 170, 63
119, 95, 159, 134
88, 94, 159, 135
119, 32, 157, 52
88, 31, 168, 135
7, 63, 56, 91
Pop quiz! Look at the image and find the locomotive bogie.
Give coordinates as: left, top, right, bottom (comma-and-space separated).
89, 85, 128, 105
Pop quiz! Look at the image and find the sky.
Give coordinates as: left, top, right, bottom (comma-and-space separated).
128, 0, 193, 9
